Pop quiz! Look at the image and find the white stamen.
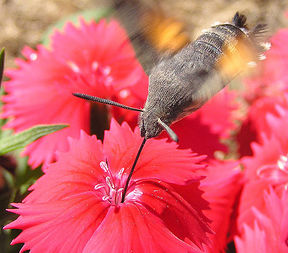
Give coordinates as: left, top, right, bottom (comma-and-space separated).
94, 161, 134, 205
100, 161, 109, 172
117, 188, 124, 193
67, 61, 80, 73
106, 176, 115, 189
94, 184, 105, 190
103, 66, 111, 75
117, 168, 125, 178
91, 61, 99, 71
102, 196, 109, 201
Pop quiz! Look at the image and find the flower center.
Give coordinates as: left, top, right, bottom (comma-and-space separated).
91, 61, 114, 87
94, 161, 127, 206
67, 60, 114, 88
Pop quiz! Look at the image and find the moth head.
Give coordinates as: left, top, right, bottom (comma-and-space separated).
139, 110, 160, 139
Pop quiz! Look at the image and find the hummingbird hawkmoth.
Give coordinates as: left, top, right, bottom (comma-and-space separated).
73, 4, 268, 201
74, 10, 267, 142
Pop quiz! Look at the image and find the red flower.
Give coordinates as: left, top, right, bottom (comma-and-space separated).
1, 19, 148, 169
200, 160, 243, 252
243, 24, 288, 103
238, 20, 288, 156
161, 88, 238, 159
235, 188, 288, 253
235, 223, 267, 253
237, 93, 288, 156
237, 105, 288, 230
5, 120, 211, 253
193, 88, 238, 139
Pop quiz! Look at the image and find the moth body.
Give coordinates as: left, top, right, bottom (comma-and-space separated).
140, 12, 266, 139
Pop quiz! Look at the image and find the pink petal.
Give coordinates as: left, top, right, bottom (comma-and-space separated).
235, 223, 267, 253
1, 18, 147, 169
83, 204, 203, 253
104, 119, 205, 185
200, 160, 243, 252
6, 194, 108, 253
134, 180, 211, 250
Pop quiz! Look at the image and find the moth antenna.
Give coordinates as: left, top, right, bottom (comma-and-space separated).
157, 118, 179, 143
121, 138, 147, 203
73, 93, 144, 112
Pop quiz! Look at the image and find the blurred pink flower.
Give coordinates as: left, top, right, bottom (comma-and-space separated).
161, 88, 238, 159
238, 20, 288, 156
237, 104, 288, 230
243, 23, 288, 103
235, 223, 267, 253
237, 93, 288, 156
235, 188, 288, 253
1, 19, 148, 169
193, 89, 239, 139
5, 120, 211, 253
200, 160, 243, 252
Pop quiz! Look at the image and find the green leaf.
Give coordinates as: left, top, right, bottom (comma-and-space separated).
42, 7, 113, 45
0, 124, 68, 155
0, 48, 5, 86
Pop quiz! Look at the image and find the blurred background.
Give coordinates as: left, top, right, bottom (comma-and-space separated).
0, 0, 288, 69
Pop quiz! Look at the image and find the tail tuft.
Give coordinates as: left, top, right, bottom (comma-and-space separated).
251, 23, 268, 38
232, 12, 248, 29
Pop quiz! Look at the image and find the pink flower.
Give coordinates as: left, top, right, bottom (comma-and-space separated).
193, 89, 239, 139
238, 20, 288, 156
5, 120, 211, 253
235, 188, 288, 253
242, 103, 288, 181
237, 94, 288, 156
160, 88, 238, 159
200, 160, 243, 252
235, 223, 267, 253
1, 19, 148, 169
243, 23, 288, 103
237, 104, 288, 230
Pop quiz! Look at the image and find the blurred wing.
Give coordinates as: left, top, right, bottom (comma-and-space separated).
179, 31, 264, 120
112, 0, 191, 74
217, 36, 259, 81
